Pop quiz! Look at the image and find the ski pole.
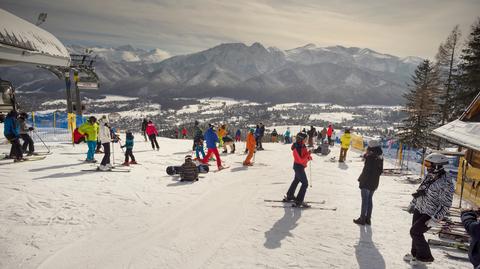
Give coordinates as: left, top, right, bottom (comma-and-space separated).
309, 159, 312, 188
32, 129, 51, 153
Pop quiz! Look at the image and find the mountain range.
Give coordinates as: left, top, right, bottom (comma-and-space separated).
0, 42, 423, 105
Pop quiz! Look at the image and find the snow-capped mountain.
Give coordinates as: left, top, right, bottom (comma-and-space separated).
0, 42, 423, 105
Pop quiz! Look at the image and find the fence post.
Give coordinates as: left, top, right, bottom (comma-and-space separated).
32, 112, 36, 128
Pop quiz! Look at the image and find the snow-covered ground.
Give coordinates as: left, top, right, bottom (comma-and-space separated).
309, 112, 359, 123
0, 138, 470, 269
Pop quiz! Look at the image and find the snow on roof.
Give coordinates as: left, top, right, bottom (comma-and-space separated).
0, 9, 70, 66
432, 119, 480, 151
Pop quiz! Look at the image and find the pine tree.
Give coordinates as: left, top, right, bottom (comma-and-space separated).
435, 25, 462, 124
457, 18, 480, 114
398, 60, 441, 150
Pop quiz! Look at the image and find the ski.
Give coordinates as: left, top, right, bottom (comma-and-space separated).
264, 199, 326, 205
212, 165, 230, 173
428, 239, 469, 251
0, 155, 47, 162
81, 168, 130, 172
267, 205, 337, 211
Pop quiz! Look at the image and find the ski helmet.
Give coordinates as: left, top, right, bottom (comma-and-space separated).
296, 132, 307, 141
424, 153, 449, 166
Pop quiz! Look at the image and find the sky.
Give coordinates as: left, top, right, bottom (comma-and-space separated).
1, 0, 479, 59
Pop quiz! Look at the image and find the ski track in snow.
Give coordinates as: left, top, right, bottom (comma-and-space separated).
0, 138, 471, 269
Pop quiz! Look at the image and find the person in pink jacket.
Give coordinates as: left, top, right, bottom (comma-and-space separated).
146, 120, 159, 150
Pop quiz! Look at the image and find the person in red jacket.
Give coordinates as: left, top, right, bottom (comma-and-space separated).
181, 127, 187, 139
327, 124, 334, 146
145, 120, 159, 150
284, 132, 312, 207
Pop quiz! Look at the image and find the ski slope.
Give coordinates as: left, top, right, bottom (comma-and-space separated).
0, 137, 470, 269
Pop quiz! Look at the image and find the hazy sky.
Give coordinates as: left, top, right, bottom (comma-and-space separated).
1, 0, 479, 58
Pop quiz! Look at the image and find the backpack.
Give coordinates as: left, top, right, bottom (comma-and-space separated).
73, 128, 86, 144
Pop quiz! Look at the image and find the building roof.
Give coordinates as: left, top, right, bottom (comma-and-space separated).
0, 9, 70, 67
433, 91, 480, 151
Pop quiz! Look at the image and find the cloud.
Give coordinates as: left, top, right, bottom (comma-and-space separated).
1, 0, 479, 58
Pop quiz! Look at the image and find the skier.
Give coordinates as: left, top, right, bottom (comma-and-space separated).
202, 124, 224, 170
222, 134, 235, 153
307, 126, 316, 147
145, 120, 159, 150
180, 155, 199, 182
141, 118, 148, 141
217, 124, 227, 148
235, 129, 241, 142
193, 120, 203, 151
181, 127, 187, 139
78, 116, 99, 162
258, 123, 265, 150
404, 153, 454, 265
353, 139, 383, 225
339, 127, 352, 162
284, 127, 291, 144
461, 209, 480, 269
327, 124, 334, 145
194, 138, 206, 160
254, 124, 261, 148
271, 128, 278, 143
174, 128, 179, 139
284, 132, 312, 207
121, 131, 137, 166
97, 116, 112, 171
243, 128, 256, 166
18, 112, 35, 155
3, 110, 23, 162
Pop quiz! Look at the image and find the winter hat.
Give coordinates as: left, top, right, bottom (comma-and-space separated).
249, 128, 255, 133
368, 139, 380, 148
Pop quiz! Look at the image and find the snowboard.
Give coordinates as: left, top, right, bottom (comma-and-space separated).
166, 164, 209, 176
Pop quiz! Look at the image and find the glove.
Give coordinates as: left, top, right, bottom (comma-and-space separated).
425, 219, 438, 228
406, 203, 415, 214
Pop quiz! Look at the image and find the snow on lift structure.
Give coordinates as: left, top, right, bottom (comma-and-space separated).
0, 8, 71, 113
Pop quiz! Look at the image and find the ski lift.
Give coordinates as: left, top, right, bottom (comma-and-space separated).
71, 54, 99, 90
0, 79, 16, 113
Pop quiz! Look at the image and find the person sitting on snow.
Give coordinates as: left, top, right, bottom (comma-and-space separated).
180, 155, 198, 182
404, 153, 454, 265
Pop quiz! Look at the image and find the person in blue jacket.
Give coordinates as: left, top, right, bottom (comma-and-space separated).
461, 210, 480, 269
201, 123, 224, 170
3, 110, 23, 161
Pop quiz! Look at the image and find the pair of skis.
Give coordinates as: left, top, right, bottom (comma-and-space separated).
264, 199, 337, 211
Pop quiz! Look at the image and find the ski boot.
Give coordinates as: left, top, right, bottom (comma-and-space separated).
122, 161, 130, 166
98, 165, 111, 171
282, 196, 296, 202
293, 201, 311, 208
130, 160, 138, 165
353, 217, 366, 225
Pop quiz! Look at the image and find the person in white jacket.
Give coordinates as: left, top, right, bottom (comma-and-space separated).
404, 153, 454, 265
98, 116, 112, 171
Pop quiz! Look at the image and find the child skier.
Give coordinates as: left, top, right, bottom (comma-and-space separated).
404, 153, 454, 265
180, 155, 199, 182
284, 132, 312, 207
121, 131, 137, 166
243, 128, 256, 166
18, 112, 35, 155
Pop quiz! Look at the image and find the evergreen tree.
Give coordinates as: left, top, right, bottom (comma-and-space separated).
435, 25, 462, 124
398, 60, 441, 150
457, 18, 480, 114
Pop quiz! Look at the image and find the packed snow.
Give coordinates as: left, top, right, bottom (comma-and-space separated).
309, 112, 358, 123
84, 95, 139, 103
0, 137, 469, 269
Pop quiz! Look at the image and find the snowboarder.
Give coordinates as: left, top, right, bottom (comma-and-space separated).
404, 153, 454, 265
18, 112, 35, 155
181, 127, 187, 139
179, 155, 199, 182
202, 123, 224, 170
271, 128, 278, 143
121, 131, 137, 166
339, 127, 352, 162
235, 129, 241, 142
97, 116, 112, 171
3, 110, 23, 162
243, 128, 256, 166
353, 139, 383, 225
284, 127, 291, 144
78, 116, 99, 162
461, 209, 480, 269
145, 120, 159, 150
141, 118, 148, 141
327, 124, 334, 145
307, 126, 316, 147
284, 132, 312, 207
222, 134, 235, 154
217, 124, 227, 148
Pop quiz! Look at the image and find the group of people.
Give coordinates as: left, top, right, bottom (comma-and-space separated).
3, 110, 36, 162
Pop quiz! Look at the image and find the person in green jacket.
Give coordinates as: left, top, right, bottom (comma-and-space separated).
339, 127, 352, 162
78, 116, 99, 162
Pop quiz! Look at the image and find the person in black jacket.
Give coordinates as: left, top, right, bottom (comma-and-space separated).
354, 139, 383, 225
461, 209, 480, 269
141, 118, 148, 141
